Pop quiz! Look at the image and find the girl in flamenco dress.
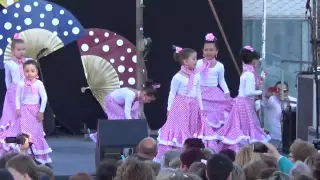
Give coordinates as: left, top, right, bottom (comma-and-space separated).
89, 81, 158, 143
214, 46, 270, 152
0, 60, 52, 164
0, 33, 30, 131
155, 47, 204, 162
196, 33, 233, 149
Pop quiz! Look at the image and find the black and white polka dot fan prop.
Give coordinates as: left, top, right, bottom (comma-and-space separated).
77, 28, 141, 113
0, 0, 85, 69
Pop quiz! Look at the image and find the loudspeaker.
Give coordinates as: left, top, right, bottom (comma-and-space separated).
95, 119, 148, 167
282, 109, 296, 154
43, 104, 55, 136
297, 72, 319, 140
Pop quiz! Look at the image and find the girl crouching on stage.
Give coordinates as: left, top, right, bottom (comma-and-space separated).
155, 47, 204, 162
0, 60, 52, 164
214, 46, 270, 152
89, 81, 158, 143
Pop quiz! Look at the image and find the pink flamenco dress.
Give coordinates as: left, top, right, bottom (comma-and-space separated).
89, 88, 141, 143
214, 64, 270, 152
155, 66, 205, 162
0, 58, 25, 132
195, 59, 234, 150
0, 79, 52, 164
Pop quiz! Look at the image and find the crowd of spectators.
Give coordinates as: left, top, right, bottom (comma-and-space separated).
1, 136, 320, 180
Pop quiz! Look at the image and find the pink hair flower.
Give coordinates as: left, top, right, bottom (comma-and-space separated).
175, 47, 183, 53
13, 33, 21, 40
152, 83, 161, 89
244, 45, 254, 52
205, 33, 215, 41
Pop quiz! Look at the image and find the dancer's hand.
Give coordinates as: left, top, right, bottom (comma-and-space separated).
38, 112, 44, 122
16, 109, 21, 118
224, 93, 230, 98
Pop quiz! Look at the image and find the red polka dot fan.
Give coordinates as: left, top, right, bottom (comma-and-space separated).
77, 28, 139, 112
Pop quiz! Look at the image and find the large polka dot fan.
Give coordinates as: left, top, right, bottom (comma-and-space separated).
77, 28, 140, 112
0, 0, 85, 68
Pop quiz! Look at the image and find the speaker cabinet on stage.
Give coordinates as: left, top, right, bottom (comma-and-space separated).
95, 119, 148, 167
297, 72, 319, 141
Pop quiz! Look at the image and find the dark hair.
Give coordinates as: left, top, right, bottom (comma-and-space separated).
180, 148, 205, 168
204, 35, 219, 49
259, 168, 277, 179
69, 172, 94, 180
184, 138, 205, 149
23, 59, 39, 70
206, 153, 233, 180
219, 149, 236, 161
6, 154, 39, 180
173, 48, 196, 65
239, 48, 260, 64
11, 38, 24, 50
142, 79, 157, 96
275, 81, 289, 88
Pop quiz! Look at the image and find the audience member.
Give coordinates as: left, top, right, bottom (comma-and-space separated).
169, 157, 181, 169
115, 157, 155, 180
206, 153, 233, 180
183, 138, 205, 150
162, 150, 181, 167
243, 160, 268, 180
180, 148, 205, 172
145, 160, 161, 176
96, 160, 117, 180
0, 169, 14, 180
269, 171, 292, 180
69, 172, 94, 180
201, 148, 213, 160
219, 149, 236, 161
235, 145, 261, 167
294, 174, 315, 180
157, 171, 201, 180
289, 161, 312, 178
188, 162, 206, 173
0, 152, 19, 168
259, 168, 277, 179
229, 163, 245, 180
134, 137, 158, 161
197, 168, 207, 180
289, 140, 317, 163
156, 168, 176, 180
37, 164, 54, 180
6, 154, 39, 180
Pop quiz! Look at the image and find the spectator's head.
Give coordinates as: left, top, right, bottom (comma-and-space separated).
243, 160, 268, 180
197, 168, 207, 180
180, 148, 205, 172
69, 172, 93, 180
163, 150, 181, 167
305, 156, 316, 172
6, 154, 39, 180
37, 165, 54, 180
289, 139, 317, 162
188, 162, 206, 173
96, 160, 117, 180
261, 154, 277, 168
183, 138, 205, 150
157, 171, 201, 180
202, 148, 214, 160
229, 163, 245, 180
275, 81, 289, 98
312, 154, 320, 179
145, 160, 161, 176
259, 168, 277, 179
136, 137, 158, 160
235, 145, 261, 167
289, 161, 312, 178
156, 168, 176, 180
269, 171, 292, 180
0, 169, 14, 180
169, 157, 181, 169
219, 149, 236, 162
0, 152, 19, 168
116, 157, 155, 180
206, 153, 233, 180
294, 174, 315, 180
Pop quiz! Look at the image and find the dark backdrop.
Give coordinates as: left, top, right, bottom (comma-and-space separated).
143, 0, 243, 129
0, 0, 135, 134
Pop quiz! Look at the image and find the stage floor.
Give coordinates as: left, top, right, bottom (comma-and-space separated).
47, 136, 96, 176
